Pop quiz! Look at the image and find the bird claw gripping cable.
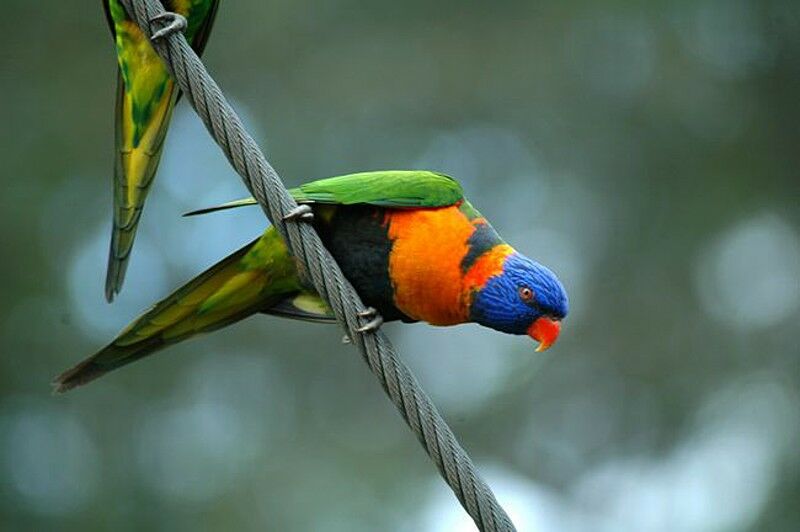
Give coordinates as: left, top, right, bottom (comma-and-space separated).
149, 11, 187, 41
119, 1, 517, 530
282, 204, 315, 223
356, 307, 384, 334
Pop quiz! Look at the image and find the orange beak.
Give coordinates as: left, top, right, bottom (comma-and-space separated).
528, 317, 561, 352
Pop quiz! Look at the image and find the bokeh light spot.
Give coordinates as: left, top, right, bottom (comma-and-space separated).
695, 214, 800, 331
2, 403, 99, 515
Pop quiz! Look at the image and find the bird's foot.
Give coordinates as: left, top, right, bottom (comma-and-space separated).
356, 307, 383, 334
150, 12, 188, 41
358, 307, 378, 319
283, 204, 314, 223
342, 335, 352, 344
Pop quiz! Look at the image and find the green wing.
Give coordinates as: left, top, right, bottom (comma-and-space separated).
291, 170, 464, 207
183, 170, 464, 216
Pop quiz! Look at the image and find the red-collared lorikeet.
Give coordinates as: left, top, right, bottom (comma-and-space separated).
103, 0, 220, 302
55, 171, 568, 392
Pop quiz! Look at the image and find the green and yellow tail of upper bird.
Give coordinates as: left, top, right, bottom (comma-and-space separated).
104, 0, 220, 301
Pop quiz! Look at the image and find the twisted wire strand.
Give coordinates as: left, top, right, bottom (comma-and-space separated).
120, 1, 515, 529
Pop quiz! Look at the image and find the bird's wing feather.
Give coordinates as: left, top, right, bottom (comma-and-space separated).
291, 170, 464, 207
183, 170, 464, 216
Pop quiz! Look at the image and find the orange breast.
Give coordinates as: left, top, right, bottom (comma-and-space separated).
386, 205, 477, 325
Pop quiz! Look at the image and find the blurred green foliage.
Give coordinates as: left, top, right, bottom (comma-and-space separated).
1, 1, 799, 530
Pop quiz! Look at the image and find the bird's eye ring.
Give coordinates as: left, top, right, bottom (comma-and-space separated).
518, 286, 535, 303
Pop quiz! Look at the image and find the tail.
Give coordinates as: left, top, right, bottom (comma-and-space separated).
57, 229, 301, 392
105, 71, 178, 301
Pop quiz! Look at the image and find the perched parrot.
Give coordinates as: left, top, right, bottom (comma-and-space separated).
103, 0, 220, 301
54, 171, 568, 392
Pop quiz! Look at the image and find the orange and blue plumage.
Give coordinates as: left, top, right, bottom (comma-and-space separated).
55, 171, 568, 392
470, 253, 568, 336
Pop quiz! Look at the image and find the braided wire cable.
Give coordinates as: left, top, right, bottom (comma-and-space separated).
120, 1, 516, 529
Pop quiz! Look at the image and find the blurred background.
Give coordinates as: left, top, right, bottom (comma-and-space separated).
1, 0, 799, 530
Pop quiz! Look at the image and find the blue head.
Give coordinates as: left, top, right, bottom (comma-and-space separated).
469, 253, 568, 350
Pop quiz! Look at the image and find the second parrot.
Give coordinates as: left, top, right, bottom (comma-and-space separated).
103, 0, 221, 301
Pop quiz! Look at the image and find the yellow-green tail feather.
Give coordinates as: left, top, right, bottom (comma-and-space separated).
56, 228, 326, 393
105, 68, 178, 301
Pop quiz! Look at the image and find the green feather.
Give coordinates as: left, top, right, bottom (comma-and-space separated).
53, 226, 320, 393
183, 197, 259, 217
103, 0, 220, 301
291, 170, 463, 207
183, 170, 464, 216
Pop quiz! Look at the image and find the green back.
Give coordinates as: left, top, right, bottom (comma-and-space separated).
290, 170, 464, 208
184, 170, 465, 216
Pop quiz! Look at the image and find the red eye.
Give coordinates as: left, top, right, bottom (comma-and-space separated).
518, 286, 534, 302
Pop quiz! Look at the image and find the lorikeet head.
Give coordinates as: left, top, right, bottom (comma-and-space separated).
469, 253, 568, 351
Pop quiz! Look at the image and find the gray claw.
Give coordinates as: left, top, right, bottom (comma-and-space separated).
283, 204, 314, 223
150, 12, 188, 41
358, 307, 378, 319
356, 315, 384, 334
342, 335, 352, 344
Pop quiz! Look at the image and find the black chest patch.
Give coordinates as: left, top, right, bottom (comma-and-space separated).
312, 205, 411, 322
